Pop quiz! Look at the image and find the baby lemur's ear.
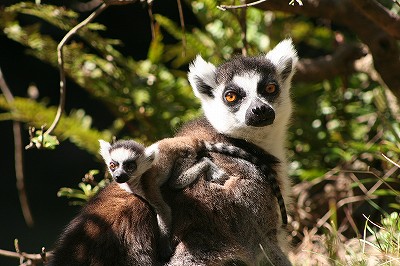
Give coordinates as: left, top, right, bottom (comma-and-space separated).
99, 140, 111, 162
144, 144, 159, 163
265, 38, 298, 83
188, 55, 217, 99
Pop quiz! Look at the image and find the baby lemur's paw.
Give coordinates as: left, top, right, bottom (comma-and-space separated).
206, 164, 229, 185
170, 157, 229, 189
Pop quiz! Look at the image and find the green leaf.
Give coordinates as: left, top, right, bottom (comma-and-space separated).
26, 130, 60, 150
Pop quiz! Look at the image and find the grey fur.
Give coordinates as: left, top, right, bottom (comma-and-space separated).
203, 141, 288, 225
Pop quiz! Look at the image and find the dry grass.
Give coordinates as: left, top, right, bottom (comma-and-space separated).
288, 161, 400, 266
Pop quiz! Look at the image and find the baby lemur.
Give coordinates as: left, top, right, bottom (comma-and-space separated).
48, 39, 297, 266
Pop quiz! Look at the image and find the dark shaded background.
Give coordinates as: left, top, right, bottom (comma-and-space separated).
0, 1, 197, 264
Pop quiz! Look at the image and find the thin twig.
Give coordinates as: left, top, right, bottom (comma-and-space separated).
238, 0, 248, 56
0, 248, 49, 264
217, 0, 268, 11
147, 0, 156, 40
0, 67, 34, 227
44, 2, 109, 136
382, 153, 400, 169
394, 0, 400, 8
176, 0, 187, 57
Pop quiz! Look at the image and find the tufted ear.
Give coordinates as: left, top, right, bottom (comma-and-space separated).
144, 143, 158, 163
99, 139, 111, 163
265, 39, 298, 83
188, 55, 217, 99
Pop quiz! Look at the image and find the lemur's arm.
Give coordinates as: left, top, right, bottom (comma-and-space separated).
144, 137, 227, 188
144, 136, 205, 185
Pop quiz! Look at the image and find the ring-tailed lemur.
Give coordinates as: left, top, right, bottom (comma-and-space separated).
48, 39, 297, 266
165, 38, 297, 265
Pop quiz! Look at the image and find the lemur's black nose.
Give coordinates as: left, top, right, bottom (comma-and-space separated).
114, 171, 129, 183
245, 100, 275, 127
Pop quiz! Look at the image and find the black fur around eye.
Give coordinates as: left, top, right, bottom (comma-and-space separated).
124, 161, 137, 172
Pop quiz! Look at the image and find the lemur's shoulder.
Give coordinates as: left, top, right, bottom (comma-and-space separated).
175, 117, 227, 142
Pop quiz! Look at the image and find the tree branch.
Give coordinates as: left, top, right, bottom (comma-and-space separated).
294, 43, 367, 83
238, 0, 249, 56
0, 67, 34, 227
176, 0, 187, 57
254, 0, 400, 98
44, 2, 109, 136
217, 0, 269, 11
352, 0, 400, 39
0, 247, 50, 265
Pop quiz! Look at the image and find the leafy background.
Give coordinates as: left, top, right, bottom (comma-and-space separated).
1, 0, 400, 265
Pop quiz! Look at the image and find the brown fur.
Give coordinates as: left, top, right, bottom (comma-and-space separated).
49, 117, 290, 265
162, 117, 291, 265
137, 136, 206, 260
48, 183, 159, 266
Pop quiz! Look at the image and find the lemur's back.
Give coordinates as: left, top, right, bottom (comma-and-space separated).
48, 183, 159, 266
164, 117, 290, 265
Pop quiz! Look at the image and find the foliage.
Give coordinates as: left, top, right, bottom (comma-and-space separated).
57, 170, 110, 205
0, 2, 199, 145
0, 96, 111, 154
368, 212, 400, 261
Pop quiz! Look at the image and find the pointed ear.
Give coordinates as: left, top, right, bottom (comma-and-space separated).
266, 39, 298, 83
99, 140, 111, 162
144, 143, 158, 163
188, 55, 217, 99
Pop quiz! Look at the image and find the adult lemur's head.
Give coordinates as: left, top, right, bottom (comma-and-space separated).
188, 39, 298, 143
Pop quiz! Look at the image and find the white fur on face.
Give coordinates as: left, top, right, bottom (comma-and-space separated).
202, 73, 267, 137
110, 147, 154, 179
110, 148, 138, 164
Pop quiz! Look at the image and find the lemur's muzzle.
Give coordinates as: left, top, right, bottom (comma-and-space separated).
245, 100, 275, 127
113, 170, 129, 183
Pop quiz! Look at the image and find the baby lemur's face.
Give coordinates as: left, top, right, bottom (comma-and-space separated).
188, 39, 298, 140
99, 140, 155, 184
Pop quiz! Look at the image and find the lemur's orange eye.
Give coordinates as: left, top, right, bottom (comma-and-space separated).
109, 161, 118, 171
265, 84, 276, 94
225, 91, 238, 103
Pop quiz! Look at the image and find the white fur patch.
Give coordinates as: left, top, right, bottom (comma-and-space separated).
145, 143, 159, 164
110, 147, 138, 163
118, 182, 133, 193
99, 139, 111, 163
